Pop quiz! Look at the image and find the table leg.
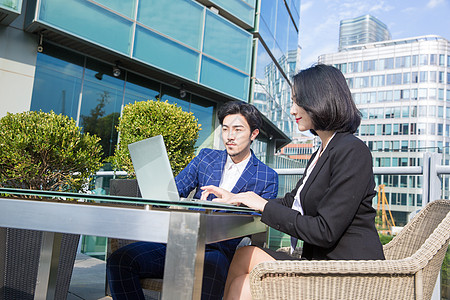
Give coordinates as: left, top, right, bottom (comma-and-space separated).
0, 228, 6, 299
34, 232, 62, 300
162, 212, 206, 300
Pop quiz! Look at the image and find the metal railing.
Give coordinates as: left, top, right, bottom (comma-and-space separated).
274, 152, 449, 207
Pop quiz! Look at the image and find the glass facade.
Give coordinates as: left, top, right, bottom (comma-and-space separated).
30, 43, 215, 159
339, 14, 391, 51
28, 0, 253, 101
0, 0, 21, 11
253, 0, 300, 140
210, 0, 256, 27
0, 0, 22, 24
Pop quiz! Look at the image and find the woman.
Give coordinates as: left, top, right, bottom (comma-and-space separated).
200, 64, 385, 299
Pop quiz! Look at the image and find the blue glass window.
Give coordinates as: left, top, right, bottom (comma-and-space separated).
200, 56, 249, 101
210, 0, 255, 27
137, 0, 203, 50
123, 73, 161, 106
94, 0, 136, 18
134, 26, 199, 81
203, 11, 252, 74
30, 46, 84, 121
0, 0, 21, 11
39, 0, 133, 55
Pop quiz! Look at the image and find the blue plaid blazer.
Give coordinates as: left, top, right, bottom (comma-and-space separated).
175, 148, 278, 200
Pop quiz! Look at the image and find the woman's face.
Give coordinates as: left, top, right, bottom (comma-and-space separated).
290, 93, 314, 132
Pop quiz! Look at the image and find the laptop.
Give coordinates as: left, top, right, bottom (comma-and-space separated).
128, 135, 180, 201
128, 136, 252, 212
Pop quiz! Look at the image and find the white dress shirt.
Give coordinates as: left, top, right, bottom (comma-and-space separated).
219, 154, 251, 192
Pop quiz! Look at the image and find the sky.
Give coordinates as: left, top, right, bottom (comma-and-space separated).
298, 0, 450, 69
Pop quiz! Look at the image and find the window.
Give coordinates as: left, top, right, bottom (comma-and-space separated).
402, 106, 409, 117
419, 105, 427, 117
428, 106, 436, 117
410, 123, 417, 134
401, 141, 408, 151
386, 90, 393, 101
384, 58, 394, 69
371, 75, 385, 87
419, 71, 428, 83
412, 72, 418, 83
403, 72, 410, 84
438, 123, 443, 136
439, 89, 444, 101
393, 124, 399, 135
401, 123, 409, 135
418, 88, 427, 100
385, 107, 393, 118
363, 60, 376, 72
439, 71, 445, 83
348, 61, 362, 73
428, 123, 436, 135
401, 89, 410, 100
438, 106, 444, 117
430, 71, 436, 82
419, 54, 428, 65
411, 89, 418, 100
346, 77, 353, 89
429, 88, 436, 100
430, 54, 437, 65
412, 55, 419, 66
439, 54, 445, 66
360, 108, 368, 119
384, 124, 392, 135
400, 176, 408, 188
395, 56, 411, 68
417, 123, 426, 135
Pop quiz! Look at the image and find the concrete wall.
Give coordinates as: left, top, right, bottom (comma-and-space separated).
0, 8, 37, 118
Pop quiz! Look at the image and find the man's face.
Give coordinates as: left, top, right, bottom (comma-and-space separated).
221, 113, 259, 163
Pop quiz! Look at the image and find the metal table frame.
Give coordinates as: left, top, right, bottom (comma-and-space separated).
0, 193, 265, 300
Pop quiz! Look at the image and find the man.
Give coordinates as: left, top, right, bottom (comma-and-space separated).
107, 101, 278, 300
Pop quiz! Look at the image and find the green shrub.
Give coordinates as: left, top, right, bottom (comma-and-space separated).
111, 100, 200, 176
379, 234, 394, 245
0, 111, 103, 192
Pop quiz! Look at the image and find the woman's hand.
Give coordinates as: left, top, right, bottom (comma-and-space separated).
200, 186, 268, 212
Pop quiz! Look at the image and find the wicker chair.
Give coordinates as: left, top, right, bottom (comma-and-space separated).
250, 199, 450, 300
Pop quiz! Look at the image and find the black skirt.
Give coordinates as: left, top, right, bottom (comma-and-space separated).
258, 246, 303, 260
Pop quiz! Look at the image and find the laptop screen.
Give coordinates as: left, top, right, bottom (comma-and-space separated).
128, 135, 180, 201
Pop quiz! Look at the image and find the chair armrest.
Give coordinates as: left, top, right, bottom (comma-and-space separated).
251, 258, 419, 277
250, 259, 419, 300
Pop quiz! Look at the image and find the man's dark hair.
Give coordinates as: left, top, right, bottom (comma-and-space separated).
292, 64, 361, 134
217, 101, 262, 132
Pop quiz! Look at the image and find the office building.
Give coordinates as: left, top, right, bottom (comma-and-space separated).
339, 14, 391, 51
320, 34, 450, 225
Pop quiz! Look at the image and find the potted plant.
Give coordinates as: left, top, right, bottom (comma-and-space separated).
109, 100, 201, 196
0, 110, 102, 299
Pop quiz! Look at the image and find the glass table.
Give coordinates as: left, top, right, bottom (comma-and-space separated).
0, 188, 266, 300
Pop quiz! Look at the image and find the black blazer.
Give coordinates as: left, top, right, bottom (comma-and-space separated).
262, 132, 385, 260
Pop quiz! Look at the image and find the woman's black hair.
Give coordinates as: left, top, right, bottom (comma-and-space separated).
217, 101, 262, 132
292, 64, 361, 134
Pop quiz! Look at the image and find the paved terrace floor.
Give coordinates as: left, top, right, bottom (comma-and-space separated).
68, 253, 160, 300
